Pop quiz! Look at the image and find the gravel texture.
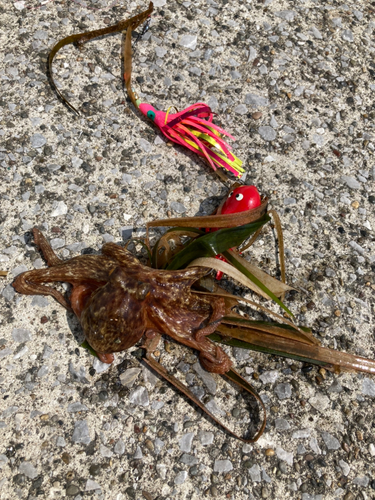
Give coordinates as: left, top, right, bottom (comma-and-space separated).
1, 0, 375, 499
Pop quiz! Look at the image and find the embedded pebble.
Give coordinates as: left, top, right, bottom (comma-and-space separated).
18, 462, 38, 479
85, 479, 101, 491
56, 436, 66, 447
12, 265, 28, 277
245, 94, 269, 107
284, 197, 296, 206
0, 455, 8, 468
179, 432, 195, 453
353, 476, 369, 487
67, 402, 88, 413
321, 432, 340, 450
37, 365, 49, 378
339, 460, 350, 476
100, 444, 113, 458
170, 201, 186, 214
309, 394, 330, 412
174, 470, 188, 485
129, 386, 149, 407
290, 425, 309, 440
156, 463, 167, 479
69, 363, 89, 384
30, 133, 46, 148
274, 10, 296, 21
274, 383, 292, 400
31, 296, 49, 308
276, 447, 293, 466
193, 362, 216, 394
139, 139, 152, 153
362, 378, 375, 397
1, 1, 375, 496
2, 406, 19, 418
179, 35, 197, 49
259, 370, 279, 384
72, 420, 91, 445
12, 328, 31, 343
341, 176, 361, 190
180, 453, 198, 465
1, 285, 15, 301
119, 368, 141, 387
232, 347, 250, 361
51, 201, 68, 217
213, 459, 233, 473
258, 126, 276, 141
154, 438, 165, 455
199, 431, 214, 446
341, 30, 354, 43
234, 104, 248, 115
114, 439, 125, 456
248, 464, 261, 482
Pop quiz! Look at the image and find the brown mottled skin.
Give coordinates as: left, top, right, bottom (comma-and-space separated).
13, 228, 232, 373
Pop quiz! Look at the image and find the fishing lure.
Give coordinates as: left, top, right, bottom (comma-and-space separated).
134, 102, 244, 178
221, 185, 261, 214
47, 2, 245, 179
209, 185, 262, 280
124, 13, 244, 179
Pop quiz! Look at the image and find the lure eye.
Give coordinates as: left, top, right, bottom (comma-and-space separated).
228, 192, 233, 197
147, 110, 156, 121
235, 193, 244, 201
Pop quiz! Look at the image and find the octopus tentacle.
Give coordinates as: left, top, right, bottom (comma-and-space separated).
33, 227, 63, 267
13, 257, 115, 308
199, 344, 232, 374
102, 243, 146, 272
102, 242, 210, 287
194, 297, 226, 343
13, 271, 72, 310
96, 352, 115, 364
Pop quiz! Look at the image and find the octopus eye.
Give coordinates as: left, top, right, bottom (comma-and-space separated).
235, 193, 244, 201
228, 192, 233, 197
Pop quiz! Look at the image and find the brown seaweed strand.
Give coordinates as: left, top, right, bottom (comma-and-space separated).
268, 209, 286, 285
143, 348, 266, 442
123, 23, 136, 107
48, 2, 154, 115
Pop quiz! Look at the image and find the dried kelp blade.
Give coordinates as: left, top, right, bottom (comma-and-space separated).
225, 250, 291, 298
142, 345, 266, 443
222, 250, 292, 317
166, 215, 270, 271
221, 318, 317, 347
223, 314, 318, 346
147, 198, 269, 233
48, 2, 154, 114
209, 329, 375, 375
268, 209, 286, 286
188, 255, 292, 318
194, 288, 316, 342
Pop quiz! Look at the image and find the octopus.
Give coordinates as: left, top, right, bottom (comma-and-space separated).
13, 228, 232, 374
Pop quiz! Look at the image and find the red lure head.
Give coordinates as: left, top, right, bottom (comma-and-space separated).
220, 185, 261, 214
